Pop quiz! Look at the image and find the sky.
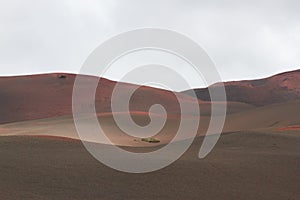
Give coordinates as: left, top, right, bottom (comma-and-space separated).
0, 0, 300, 89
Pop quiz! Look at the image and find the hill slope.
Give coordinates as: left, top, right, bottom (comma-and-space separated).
184, 69, 300, 106
0, 73, 198, 124
0, 73, 253, 124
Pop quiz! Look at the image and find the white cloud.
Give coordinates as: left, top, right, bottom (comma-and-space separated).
0, 0, 300, 87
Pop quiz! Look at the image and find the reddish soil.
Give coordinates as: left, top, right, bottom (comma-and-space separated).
28, 135, 80, 142
277, 125, 300, 131
0, 73, 253, 124
0, 73, 198, 124
184, 69, 300, 106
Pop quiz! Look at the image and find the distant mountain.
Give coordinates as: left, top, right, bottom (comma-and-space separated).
183, 69, 300, 106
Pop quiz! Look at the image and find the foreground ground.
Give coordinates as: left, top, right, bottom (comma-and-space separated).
0, 130, 299, 200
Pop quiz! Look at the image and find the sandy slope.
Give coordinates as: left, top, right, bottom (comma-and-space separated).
0, 112, 191, 146
222, 100, 300, 132
0, 100, 299, 147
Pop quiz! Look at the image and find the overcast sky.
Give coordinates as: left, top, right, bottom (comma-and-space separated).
0, 0, 300, 88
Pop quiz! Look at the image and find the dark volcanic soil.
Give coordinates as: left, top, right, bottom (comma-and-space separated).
0, 131, 299, 200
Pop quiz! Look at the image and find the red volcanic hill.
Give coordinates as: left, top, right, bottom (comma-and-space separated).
183, 69, 300, 106
0, 73, 203, 124
2, 69, 299, 125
